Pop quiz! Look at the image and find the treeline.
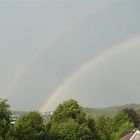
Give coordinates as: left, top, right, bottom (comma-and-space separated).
0, 98, 140, 140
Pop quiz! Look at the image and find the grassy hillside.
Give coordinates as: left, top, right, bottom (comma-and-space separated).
84, 103, 140, 117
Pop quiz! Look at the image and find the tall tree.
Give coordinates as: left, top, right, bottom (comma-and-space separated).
0, 99, 11, 139
111, 121, 134, 140
96, 116, 112, 140
51, 99, 86, 124
121, 108, 140, 128
112, 111, 131, 132
48, 119, 92, 140
87, 117, 100, 140
14, 112, 45, 140
48, 99, 94, 140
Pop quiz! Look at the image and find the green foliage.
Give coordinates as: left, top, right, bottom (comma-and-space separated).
111, 121, 134, 140
51, 99, 86, 124
48, 99, 95, 140
1, 98, 140, 140
5, 126, 15, 140
85, 103, 140, 117
0, 99, 11, 139
121, 108, 140, 128
96, 116, 113, 140
48, 119, 92, 140
87, 117, 100, 139
14, 112, 45, 140
95, 111, 135, 140
112, 111, 131, 132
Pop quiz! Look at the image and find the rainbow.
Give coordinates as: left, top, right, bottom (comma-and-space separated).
5, 0, 118, 97
5, 17, 87, 97
38, 35, 140, 112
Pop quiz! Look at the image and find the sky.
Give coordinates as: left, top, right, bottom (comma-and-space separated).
0, 0, 140, 111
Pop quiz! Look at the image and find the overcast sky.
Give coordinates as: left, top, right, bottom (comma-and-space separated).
0, 0, 140, 111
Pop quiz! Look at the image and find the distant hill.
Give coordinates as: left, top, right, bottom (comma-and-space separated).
84, 103, 140, 117
11, 111, 29, 119
11, 103, 140, 118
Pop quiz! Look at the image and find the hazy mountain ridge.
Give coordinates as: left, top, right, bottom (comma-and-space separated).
12, 103, 140, 117
84, 103, 140, 117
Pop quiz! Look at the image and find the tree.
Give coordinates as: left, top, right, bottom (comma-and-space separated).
121, 108, 140, 128
14, 112, 45, 140
48, 119, 92, 140
112, 111, 131, 132
111, 121, 134, 140
87, 117, 100, 140
0, 99, 11, 139
5, 125, 16, 140
96, 116, 112, 140
47, 99, 94, 140
51, 99, 86, 124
